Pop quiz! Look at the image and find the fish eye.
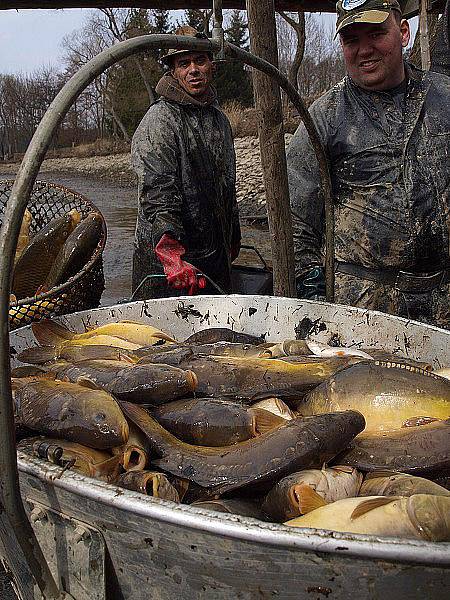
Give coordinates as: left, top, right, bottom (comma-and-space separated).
94, 412, 106, 423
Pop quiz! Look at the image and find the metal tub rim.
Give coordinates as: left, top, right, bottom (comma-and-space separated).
10, 294, 450, 339
18, 293, 450, 334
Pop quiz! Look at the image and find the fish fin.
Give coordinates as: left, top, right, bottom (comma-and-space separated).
249, 408, 286, 435
294, 484, 328, 514
364, 470, 402, 481
118, 352, 139, 364
35, 285, 48, 296
32, 320, 74, 346
350, 497, 399, 520
69, 209, 82, 226
151, 332, 178, 344
330, 465, 357, 474
17, 346, 57, 365
76, 376, 102, 390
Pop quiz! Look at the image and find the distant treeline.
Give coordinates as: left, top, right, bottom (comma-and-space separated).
0, 9, 345, 159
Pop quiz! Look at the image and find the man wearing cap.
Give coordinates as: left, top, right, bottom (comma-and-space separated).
287, 1, 449, 327
131, 26, 240, 299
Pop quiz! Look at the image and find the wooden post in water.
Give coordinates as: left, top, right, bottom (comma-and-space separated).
246, 0, 297, 297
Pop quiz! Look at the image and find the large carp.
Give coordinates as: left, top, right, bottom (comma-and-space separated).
139, 355, 360, 401
32, 318, 177, 348
285, 494, 450, 542
44, 359, 197, 404
120, 402, 365, 495
151, 397, 285, 446
43, 211, 104, 290
299, 361, 450, 432
183, 328, 265, 345
335, 418, 450, 475
12, 377, 128, 449
262, 466, 363, 522
13, 209, 81, 299
360, 471, 450, 497
19, 437, 122, 482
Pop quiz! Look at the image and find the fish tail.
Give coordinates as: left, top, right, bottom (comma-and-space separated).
294, 483, 328, 514
17, 345, 58, 365
250, 408, 286, 435
32, 320, 75, 347
69, 209, 82, 227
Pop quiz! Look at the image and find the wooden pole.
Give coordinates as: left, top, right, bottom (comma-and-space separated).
419, 0, 431, 70
246, 0, 297, 297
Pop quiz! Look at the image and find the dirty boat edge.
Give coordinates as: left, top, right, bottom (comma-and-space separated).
17, 452, 450, 567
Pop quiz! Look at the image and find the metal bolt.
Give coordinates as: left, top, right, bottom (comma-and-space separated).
73, 526, 90, 544
30, 507, 47, 524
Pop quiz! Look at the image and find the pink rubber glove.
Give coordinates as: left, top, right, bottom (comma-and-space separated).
155, 234, 206, 295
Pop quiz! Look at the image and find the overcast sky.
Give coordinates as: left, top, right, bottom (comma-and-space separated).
0, 8, 417, 76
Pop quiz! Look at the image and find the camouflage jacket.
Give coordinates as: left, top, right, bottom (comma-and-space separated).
287, 64, 450, 326
131, 73, 240, 298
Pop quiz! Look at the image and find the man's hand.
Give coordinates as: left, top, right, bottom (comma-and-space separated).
155, 234, 206, 295
296, 266, 326, 301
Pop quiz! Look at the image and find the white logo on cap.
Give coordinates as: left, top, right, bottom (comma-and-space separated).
342, 0, 368, 10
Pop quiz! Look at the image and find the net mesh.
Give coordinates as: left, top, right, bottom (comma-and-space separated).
1, 180, 106, 330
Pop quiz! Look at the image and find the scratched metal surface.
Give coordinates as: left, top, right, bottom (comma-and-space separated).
10, 295, 450, 369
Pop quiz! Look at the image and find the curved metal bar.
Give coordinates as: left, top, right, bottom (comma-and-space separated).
225, 43, 335, 302
0, 32, 332, 597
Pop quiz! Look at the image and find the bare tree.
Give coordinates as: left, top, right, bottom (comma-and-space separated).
275, 12, 344, 114
61, 15, 131, 141
98, 8, 155, 104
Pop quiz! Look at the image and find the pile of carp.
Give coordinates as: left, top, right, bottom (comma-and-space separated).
11, 207, 103, 302
13, 319, 450, 543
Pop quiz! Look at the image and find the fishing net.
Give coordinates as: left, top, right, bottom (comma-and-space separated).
0, 180, 106, 330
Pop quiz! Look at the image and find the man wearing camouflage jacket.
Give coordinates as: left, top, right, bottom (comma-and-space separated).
287, 0, 449, 328
132, 27, 240, 299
